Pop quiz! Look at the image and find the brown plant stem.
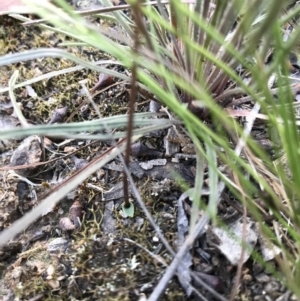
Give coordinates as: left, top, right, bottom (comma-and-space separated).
123, 0, 140, 208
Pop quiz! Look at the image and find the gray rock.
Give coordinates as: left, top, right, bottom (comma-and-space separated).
10, 135, 42, 176
255, 273, 270, 283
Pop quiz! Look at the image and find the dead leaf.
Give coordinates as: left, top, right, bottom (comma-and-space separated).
69, 200, 83, 228
210, 218, 257, 265
90, 73, 114, 92
48, 106, 68, 124
176, 192, 193, 296
59, 217, 75, 231
131, 142, 163, 158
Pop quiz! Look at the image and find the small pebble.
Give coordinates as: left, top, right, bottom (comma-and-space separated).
243, 274, 252, 284
253, 263, 264, 275
264, 280, 280, 293
47, 238, 70, 253
255, 273, 270, 283
10, 136, 42, 176
152, 236, 159, 242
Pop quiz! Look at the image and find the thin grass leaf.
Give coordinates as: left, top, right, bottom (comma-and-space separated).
189, 130, 205, 234
0, 113, 175, 139
8, 71, 29, 128
0, 48, 129, 80
206, 137, 218, 220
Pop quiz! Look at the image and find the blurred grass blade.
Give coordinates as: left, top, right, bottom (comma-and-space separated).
8, 70, 29, 128
206, 137, 218, 220
0, 48, 129, 80
0, 113, 176, 139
